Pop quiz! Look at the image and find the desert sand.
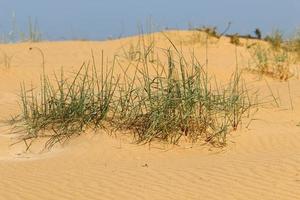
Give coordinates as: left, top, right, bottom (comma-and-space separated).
0, 31, 300, 200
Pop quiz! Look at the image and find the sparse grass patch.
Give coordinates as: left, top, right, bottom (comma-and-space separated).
265, 30, 283, 51
247, 44, 293, 80
113, 49, 255, 145
15, 55, 119, 149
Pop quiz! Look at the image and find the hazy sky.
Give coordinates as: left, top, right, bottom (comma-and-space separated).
0, 0, 299, 40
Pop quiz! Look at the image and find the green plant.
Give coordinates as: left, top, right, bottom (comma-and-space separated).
254, 28, 262, 39
14, 39, 256, 149
201, 26, 220, 38
16, 53, 119, 149
114, 49, 254, 145
265, 30, 283, 51
27, 17, 42, 42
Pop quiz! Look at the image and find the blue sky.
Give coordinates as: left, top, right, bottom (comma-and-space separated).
0, 0, 299, 40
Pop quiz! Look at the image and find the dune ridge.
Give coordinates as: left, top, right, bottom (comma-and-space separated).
0, 31, 300, 200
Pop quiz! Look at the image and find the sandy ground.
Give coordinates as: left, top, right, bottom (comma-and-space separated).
0, 31, 300, 200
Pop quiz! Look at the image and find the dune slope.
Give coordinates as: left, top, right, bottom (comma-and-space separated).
0, 31, 300, 200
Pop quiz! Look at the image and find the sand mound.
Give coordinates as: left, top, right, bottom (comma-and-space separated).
0, 31, 299, 199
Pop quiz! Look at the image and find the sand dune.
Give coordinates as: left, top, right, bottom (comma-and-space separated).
0, 31, 300, 200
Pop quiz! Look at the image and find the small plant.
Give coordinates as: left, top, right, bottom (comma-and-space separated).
27, 17, 42, 42
192, 26, 220, 39
15, 54, 119, 149
254, 28, 262, 39
230, 34, 241, 46
265, 30, 283, 51
202, 26, 220, 38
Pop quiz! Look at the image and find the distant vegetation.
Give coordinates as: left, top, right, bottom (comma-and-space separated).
194, 26, 220, 38
184, 25, 298, 81
229, 34, 241, 46
247, 44, 293, 81
0, 14, 42, 43
246, 29, 300, 81
264, 30, 283, 51
254, 28, 262, 39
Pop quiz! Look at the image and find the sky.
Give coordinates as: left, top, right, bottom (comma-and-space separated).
0, 0, 299, 41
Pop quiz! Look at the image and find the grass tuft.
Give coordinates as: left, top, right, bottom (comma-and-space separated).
114, 49, 254, 145
16, 53, 119, 149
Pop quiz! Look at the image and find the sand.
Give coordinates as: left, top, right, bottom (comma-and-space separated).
0, 31, 300, 200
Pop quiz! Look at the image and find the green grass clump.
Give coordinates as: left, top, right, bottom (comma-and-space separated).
114, 49, 254, 145
17, 54, 119, 148
15, 40, 256, 149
